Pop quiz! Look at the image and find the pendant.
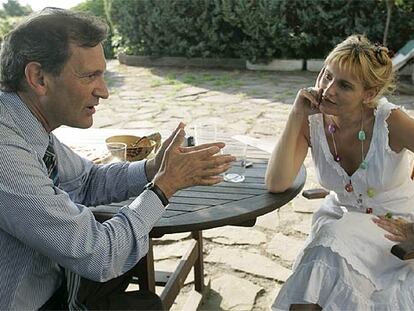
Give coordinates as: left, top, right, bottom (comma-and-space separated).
345, 182, 353, 192
367, 188, 375, 198
358, 130, 366, 141
334, 155, 341, 162
328, 124, 336, 134
366, 207, 373, 214
359, 160, 368, 169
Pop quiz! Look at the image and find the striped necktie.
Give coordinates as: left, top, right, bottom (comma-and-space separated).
43, 137, 83, 309
43, 136, 60, 186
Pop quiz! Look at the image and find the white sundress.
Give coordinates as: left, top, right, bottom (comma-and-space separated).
272, 98, 414, 310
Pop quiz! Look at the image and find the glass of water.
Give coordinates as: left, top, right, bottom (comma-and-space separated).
104, 142, 127, 164
194, 122, 217, 146
222, 140, 247, 183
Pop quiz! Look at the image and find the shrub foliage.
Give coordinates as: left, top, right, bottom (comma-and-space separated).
108, 0, 413, 61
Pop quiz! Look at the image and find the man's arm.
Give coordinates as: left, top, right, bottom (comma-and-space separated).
0, 139, 164, 282
56, 141, 149, 206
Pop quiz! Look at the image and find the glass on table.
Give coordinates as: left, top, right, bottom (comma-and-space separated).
221, 140, 247, 183
194, 122, 217, 145
103, 142, 127, 164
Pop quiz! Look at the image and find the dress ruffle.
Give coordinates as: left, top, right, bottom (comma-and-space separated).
379, 99, 403, 155
272, 246, 414, 311
273, 246, 373, 311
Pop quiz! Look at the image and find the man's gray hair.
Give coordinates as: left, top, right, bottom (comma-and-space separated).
0, 7, 108, 92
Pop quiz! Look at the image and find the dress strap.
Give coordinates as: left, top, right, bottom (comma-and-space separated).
373, 97, 401, 154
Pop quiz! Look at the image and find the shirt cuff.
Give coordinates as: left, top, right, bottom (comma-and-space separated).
122, 190, 165, 232
127, 160, 149, 197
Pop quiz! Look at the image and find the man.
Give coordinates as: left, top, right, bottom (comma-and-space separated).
0, 8, 234, 310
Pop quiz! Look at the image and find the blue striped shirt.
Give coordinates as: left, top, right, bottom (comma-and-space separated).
0, 92, 165, 310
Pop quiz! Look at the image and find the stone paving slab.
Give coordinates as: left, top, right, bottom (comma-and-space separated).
96, 60, 413, 310
203, 226, 267, 245
205, 247, 292, 282
208, 274, 263, 310
266, 233, 305, 263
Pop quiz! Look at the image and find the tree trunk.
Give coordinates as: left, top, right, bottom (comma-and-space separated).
383, 0, 393, 46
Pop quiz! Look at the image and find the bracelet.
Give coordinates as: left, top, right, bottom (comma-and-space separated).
144, 182, 169, 207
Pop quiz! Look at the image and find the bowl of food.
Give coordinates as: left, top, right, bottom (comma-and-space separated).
105, 134, 159, 161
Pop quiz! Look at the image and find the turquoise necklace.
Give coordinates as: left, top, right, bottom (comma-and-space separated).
327, 105, 374, 213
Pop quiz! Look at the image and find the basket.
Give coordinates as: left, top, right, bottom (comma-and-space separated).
105, 134, 160, 161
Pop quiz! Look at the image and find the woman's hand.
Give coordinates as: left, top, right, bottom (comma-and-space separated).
373, 216, 414, 242
292, 87, 323, 116
292, 67, 325, 116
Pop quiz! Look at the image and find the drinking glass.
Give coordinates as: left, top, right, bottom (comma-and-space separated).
194, 122, 217, 145
103, 142, 127, 164
222, 140, 247, 183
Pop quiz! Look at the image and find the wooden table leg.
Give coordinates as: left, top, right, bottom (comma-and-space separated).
191, 231, 204, 293
160, 238, 199, 309
136, 238, 156, 292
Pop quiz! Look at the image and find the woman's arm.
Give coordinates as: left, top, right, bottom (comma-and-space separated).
387, 108, 414, 153
265, 88, 321, 193
265, 112, 308, 192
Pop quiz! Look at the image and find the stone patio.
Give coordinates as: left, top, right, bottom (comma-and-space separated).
95, 60, 414, 310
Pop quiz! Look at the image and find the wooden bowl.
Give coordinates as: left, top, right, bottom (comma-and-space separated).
105, 135, 157, 161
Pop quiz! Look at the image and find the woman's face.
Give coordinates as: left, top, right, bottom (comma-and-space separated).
318, 62, 371, 116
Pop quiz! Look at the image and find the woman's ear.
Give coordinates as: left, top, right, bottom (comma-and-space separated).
363, 87, 379, 104
24, 62, 48, 96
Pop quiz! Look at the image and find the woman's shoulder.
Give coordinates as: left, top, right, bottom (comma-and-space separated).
375, 97, 410, 124
381, 98, 414, 153
374, 97, 404, 126
376, 97, 399, 114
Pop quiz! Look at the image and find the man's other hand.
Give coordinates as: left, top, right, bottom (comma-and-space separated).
152, 127, 235, 199
145, 122, 185, 180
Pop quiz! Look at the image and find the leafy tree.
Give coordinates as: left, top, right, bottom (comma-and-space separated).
0, 16, 23, 44
2, 0, 32, 17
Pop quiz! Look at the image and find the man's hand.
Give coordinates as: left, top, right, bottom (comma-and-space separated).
152, 128, 235, 199
145, 122, 185, 180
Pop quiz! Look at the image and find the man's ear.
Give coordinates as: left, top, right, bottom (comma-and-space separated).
363, 87, 379, 104
24, 62, 48, 95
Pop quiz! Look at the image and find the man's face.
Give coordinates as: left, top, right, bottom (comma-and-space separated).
43, 44, 108, 129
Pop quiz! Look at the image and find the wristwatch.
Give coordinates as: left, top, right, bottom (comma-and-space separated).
144, 182, 169, 207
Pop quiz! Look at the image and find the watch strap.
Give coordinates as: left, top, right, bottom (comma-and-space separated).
145, 182, 169, 207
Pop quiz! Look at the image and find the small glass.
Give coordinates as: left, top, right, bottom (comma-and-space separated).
222, 140, 247, 183
103, 142, 127, 164
194, 122, 217, 145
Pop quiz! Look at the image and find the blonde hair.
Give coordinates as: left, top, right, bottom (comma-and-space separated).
325, 34, 395, 108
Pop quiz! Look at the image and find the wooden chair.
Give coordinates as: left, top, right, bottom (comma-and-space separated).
92, 211, 197, 310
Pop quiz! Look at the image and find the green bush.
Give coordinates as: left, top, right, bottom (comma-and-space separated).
108, 0, 414, 61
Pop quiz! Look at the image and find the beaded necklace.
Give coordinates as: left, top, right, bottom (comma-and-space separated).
327, 105, 374, 214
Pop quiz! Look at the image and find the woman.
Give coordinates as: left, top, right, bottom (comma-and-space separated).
266, 34, 414, 310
